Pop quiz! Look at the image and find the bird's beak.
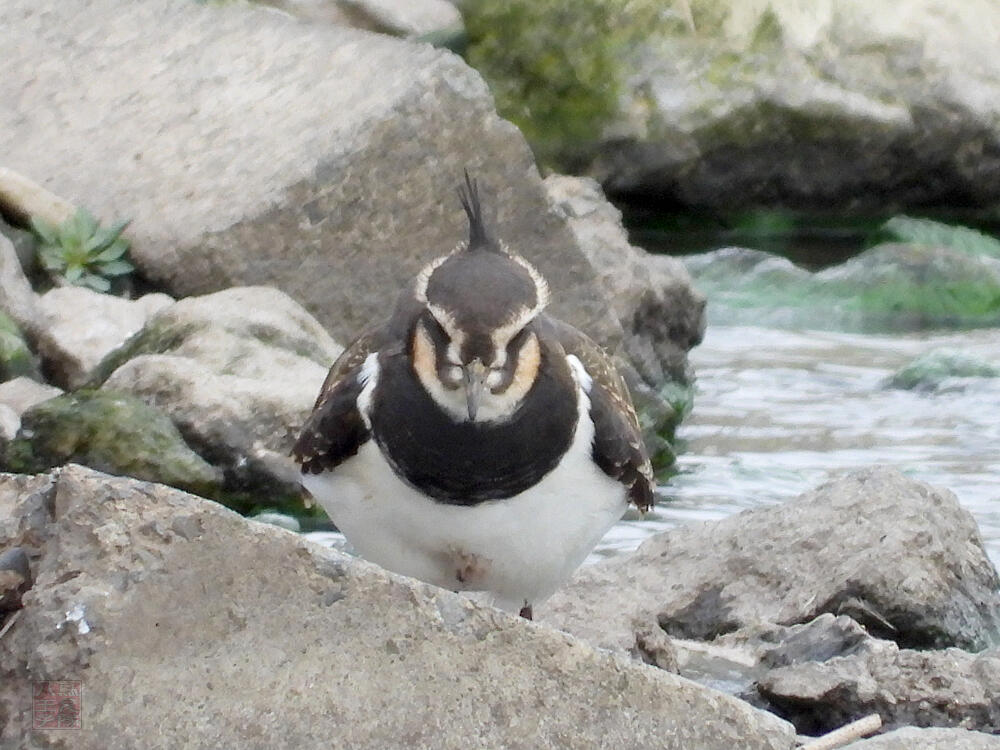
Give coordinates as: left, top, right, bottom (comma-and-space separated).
463, 360, 489, 421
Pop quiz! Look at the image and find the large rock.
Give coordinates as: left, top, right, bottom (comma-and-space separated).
0, 465, 797, 749
93, 287, 341, 503
757, 640, 1000, 735
580, 0, 1000, 210
543, 468, 1000, 653
35, 287, 173, 389
0, 0, 638, 364
843, 727, 1000, 749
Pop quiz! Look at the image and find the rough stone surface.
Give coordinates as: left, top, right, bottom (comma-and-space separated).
94, 287, 341, 500
0, 0, 637, 365
589, 0, 1000, 210
2, 391, 221, 496
0, 377, 62, 416
543, 175, 705, 386
263, 0, 462, 38
35, 287, 173, 389
0, 465, 797, 750
843, 727, 1000, 749
543, 467, 1000, 653
0, 234, 38, 337
757, 641, 1000, 735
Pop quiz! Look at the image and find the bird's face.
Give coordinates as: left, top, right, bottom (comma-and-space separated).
410, 247, 549, 423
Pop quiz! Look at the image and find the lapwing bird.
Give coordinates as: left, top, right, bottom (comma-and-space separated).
293, 174, 653, 619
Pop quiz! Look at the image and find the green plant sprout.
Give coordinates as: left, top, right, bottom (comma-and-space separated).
30, 208, 135, 293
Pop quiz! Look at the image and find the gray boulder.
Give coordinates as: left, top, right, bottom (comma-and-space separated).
93, 287, 341, 502
586, 0, 1000, 210
757, 641, 1000, 735
35, 287, 173, 389
0, 465, 798, 750
843, 727, 1000, 749
1, 0, 637, 362
543, 467, 1000, 653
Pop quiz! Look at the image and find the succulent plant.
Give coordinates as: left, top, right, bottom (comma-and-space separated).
30, 208, 135, 293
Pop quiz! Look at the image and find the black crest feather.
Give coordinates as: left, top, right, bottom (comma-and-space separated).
457, 170, 497, 252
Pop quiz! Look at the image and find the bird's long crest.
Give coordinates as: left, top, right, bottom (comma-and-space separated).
457, 170, 497, 252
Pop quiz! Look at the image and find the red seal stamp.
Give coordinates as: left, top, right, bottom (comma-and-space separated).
32, 681, 82, 730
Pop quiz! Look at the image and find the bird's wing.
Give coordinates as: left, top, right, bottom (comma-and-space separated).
550, 319, 655, 512
293, 324, 384, 475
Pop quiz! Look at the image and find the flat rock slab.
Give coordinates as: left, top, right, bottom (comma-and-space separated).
0, 466, 797, 750
0, 0, 624, 352
544, 467, 1000, 653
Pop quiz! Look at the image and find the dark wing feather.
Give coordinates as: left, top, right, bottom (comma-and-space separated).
293, 325, 383, 474
310, 325, 382, 410
550, 319, 655, 512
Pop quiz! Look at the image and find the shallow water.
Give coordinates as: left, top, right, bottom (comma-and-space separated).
595, 325, 1000, 569
306, 324, 1000, 571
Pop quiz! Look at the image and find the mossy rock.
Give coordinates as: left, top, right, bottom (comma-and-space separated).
0, 311, 39, 381
4, 389, 221, 495
879, 216, 1000, 260
463, 0, 663, 168
885, 349, 1000, 392
627, 375, 694, 473
687, 242, 1000, 331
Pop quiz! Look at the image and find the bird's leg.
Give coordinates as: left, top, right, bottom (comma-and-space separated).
518, 603, 533, 620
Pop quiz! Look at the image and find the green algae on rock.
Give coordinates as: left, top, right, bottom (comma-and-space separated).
463, 0, 663, 168
885, 348, 1000, 392
879, 217, 1000, 260
4, 389, 221, 495
685, 243, 1000, 331
0, 312, 39, 381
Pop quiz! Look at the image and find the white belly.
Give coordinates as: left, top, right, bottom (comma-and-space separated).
301, 393, 627, 612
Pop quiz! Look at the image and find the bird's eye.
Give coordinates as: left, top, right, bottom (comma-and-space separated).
441, 365, 463, 388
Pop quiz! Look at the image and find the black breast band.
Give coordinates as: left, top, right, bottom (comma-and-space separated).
369, 349, 578, 506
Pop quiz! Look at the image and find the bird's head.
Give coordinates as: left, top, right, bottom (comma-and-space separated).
410, 173, 550, 423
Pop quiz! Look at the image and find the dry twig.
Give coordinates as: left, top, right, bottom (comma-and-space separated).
799, 714, 883, 750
